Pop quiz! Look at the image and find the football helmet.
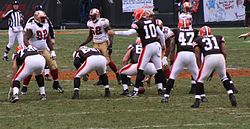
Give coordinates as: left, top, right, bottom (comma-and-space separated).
199, 26, 212, 37
144, 10, 154, 19
156, 19, 163, 28
34, 10, 47, 24
133, 8, 145, 21
89, 8, 100, 22
183, 2, 192, 12
178, 19, 191, 29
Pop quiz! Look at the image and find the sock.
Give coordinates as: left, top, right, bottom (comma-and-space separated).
195, 82, 204, 99
39, 87, 45, 95
74, 78, 81, 89
4, 46, 10, 54
104, 85, 109, 88
13, 87, 19, 95
44, 67, 50, 76
23, 75, 32, 86
122, 84, 128, 90
35, 74, 44, 87
163, 68, 171, 79
156, 83, 163, 90
108, 61, 118, 73
222, 79, 233, 94
134, 69, 144, 88
165, 79, 175, 94
50, 68, 59, 80
74, 88, 79, 91
100, 74, 109, 86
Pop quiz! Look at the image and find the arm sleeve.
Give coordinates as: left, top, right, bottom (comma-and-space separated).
156, 26, 166, 48
48, 19, 55, 39
115, 29, 137, 36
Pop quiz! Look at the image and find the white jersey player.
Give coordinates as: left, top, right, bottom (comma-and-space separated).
179, 2, 193, 28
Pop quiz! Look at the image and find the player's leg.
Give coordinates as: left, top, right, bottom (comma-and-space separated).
44, 65, 51, 81
41, 49, 64, 93
96, 56, 110, 97
187, 53, 199, 94
120, 64, 136, 95
217, 56, 237, 107
2, 29, 16, 61
226, 71, 238, 94
20, 75, 32, 95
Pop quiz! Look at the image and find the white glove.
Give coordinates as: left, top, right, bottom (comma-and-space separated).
162, 56, 168, 66
51, 50, 56, 60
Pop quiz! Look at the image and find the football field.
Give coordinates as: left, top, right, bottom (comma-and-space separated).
0, 27, 250, 129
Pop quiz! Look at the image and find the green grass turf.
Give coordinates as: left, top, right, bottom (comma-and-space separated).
0, 27, 249, 129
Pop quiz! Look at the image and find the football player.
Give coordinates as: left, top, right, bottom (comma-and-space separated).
120, 37, 164, 96
191, 26, 237, 108
108, 8, 168, 97
72, 46, 110, 99
179, 2, 193, 28
9, 46, 46, 103
23, 11, 64, 93
80, 8, 121, 85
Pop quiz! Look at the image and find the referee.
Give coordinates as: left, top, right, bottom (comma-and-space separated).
2, 0, 24, 61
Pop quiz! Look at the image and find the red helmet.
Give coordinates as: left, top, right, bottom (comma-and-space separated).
133, 8, 145, 21
89, 8, 100, 21
178, 19, 191, 29
199, 26, 212, 37
156, 19, 163, 28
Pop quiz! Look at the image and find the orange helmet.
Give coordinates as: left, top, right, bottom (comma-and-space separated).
199, 26, 212, 37
133, 8, 145, 21
89, 8, 100, 21
178, 19, 191, 29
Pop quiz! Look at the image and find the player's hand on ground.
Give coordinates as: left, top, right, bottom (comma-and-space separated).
238, 33, 248, 40
51, 50, 56, 60
107, 30, 115, 36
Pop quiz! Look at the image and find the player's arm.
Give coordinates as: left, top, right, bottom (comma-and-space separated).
156, 26, 166, 49
238, 32, 250, 39
2, 10, 12, 20
193, 42, 201, 68
169, 36, 176, 66
80, 29, 93, 46
48, 18, 56, 43
23, 29, 33, 46
122, 48, 132, 66
165, 35, 175, 57
8, 59, 18, 99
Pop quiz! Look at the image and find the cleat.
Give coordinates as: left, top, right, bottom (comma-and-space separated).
45, 74, 52, 81
158, 89, 163, 96
40, 94, 46, 101
161, 96, 169, 103
127, 90, 138, 97
53, 81, 64, 93
201, 96, 208, 102
191, 99, 201, 108
93, 80, 103, 85
82, 74, 89, 81
120, 89, 129, 96
72, 90, 79, 99
116, 73, 121, 85
10, 94, 19, 103
104, 88, 111, 97
229, 94, 237, 107
2, 55, 8, 61
20, 86, 28, 95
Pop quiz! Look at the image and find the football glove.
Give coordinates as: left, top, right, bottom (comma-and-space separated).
51, 50, 56, 60
162, 56, 168, 66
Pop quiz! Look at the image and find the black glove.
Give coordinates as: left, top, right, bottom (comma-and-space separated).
108, 45, 112, 55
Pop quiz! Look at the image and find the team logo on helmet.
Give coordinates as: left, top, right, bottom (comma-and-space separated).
199, 26, 212, 37
89, 8, 100, 22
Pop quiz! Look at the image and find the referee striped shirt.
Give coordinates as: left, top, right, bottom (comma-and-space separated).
3, 9, 23, 28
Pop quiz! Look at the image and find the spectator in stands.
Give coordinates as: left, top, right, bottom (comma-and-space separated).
244, 0, 250, 27
79, 0, 92, 28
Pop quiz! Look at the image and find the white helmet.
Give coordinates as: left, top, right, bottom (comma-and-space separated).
89, 8, 100, 21
34, 10, 47, 24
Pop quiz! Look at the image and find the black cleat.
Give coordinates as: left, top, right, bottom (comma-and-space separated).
191, 99, 201, 108
105, 88, 111, 97
229, 94, 237, 107
53, 81, 64, 93
45, 74, 52, 81
158, 89, 163, 96
161, 96, 169, 103
201, 96, 208, 102
127, 90, 138, 97
40, 94, 46, 101
10, 94, 19, 103
93, 80, 103, 85
72, 90, 79, 99
21, 86, 28, 95
120, 89, 129, 96
2, 55, 8, 61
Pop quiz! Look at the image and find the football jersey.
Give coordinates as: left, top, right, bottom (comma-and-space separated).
15, 47, 39, 66
161, 26, 174, 39
179, 12, 193, 22
193, 35, 225, 57
87, 18, 110, 43
25, 20, 49, 50
172, 28, 198, 53
128, 43, 143, 64
132, 18, 159, 47
75, 47, 101, 62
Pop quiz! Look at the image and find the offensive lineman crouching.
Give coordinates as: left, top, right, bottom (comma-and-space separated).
23, 11, 64, 93
10, 46, 46, 103
72, 46, 111, 99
